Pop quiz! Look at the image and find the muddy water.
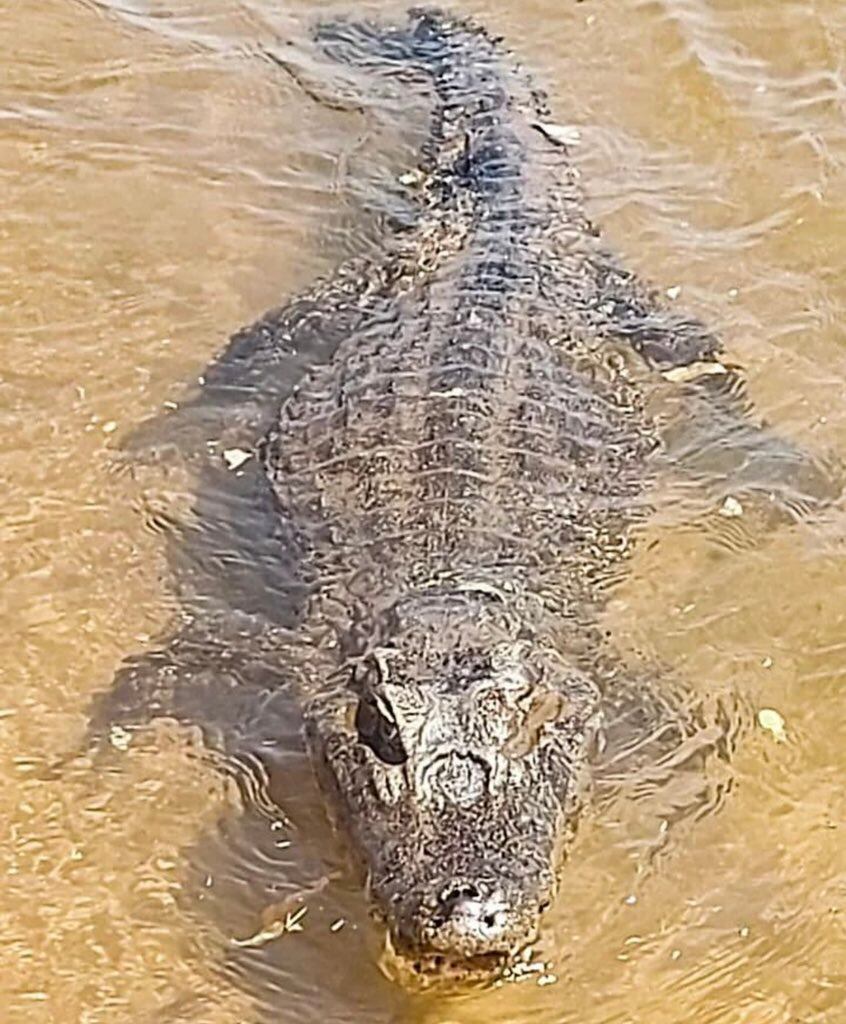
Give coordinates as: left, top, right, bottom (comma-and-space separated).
2, 0, 845, 1021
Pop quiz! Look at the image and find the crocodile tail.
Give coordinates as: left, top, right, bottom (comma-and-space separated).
315, 7, 543, 106
315, 8, 547, 199
315, 8, 497, 70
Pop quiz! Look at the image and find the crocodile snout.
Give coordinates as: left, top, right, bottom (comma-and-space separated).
396, 876, 540, 965
431, 881, 514, 955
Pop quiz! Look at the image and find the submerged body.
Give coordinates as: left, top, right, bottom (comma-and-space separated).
97, 8, 834, 982
272, 11, 710, 970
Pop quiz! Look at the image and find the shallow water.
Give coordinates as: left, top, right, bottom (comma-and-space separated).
2, 1, 845, 1022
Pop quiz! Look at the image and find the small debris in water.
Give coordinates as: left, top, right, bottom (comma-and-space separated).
234, 876, 330, 948
624, 894, 637, 905
102, 420, 117, 434
222, 448, 251, 471
504, 955, 548, 982
284, 906, 307, 932
666, 285, 682, 300
109, 725, 132, 751
533, 121, 582, 147
719, 496, 744, 518
739, 926, 750, 938
537, 973, 558, 987
330, 918, 346, 932
757, 707, 787, 742
398, 170, 424, 187
670, 949, 681, 961
232, 904, 308, 948
163, 400, 178, 410
761, 656, 773, 669
661, 360, 729, 384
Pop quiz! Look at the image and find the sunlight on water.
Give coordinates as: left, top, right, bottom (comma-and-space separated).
1, 1, 845, 1022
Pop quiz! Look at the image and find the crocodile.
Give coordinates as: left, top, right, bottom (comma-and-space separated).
94, 7, 836, 982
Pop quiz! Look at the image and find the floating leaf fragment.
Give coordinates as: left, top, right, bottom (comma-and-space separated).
719, 496, 744, 518
757, 707, 787, 742
232, 904, 308, 948
661, 360, 729, 384
532, 121, 582, 147
284, 906, 307, 932
109, 725, 132, 751
222, 448, 251, 471
233, 877, 330, 949
398, 169, 424, 187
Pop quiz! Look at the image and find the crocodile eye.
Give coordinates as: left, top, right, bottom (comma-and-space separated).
355, 693, 407, 765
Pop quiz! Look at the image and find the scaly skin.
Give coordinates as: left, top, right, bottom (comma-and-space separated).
263, 9, 719, 975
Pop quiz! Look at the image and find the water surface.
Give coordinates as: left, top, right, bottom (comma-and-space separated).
1, 1, 845, 1021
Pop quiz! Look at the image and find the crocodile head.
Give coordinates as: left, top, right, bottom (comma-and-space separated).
306, 590, 601, 980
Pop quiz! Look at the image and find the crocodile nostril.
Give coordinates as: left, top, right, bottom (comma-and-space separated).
428, 880, 514, 955
439, 882, 481, 908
